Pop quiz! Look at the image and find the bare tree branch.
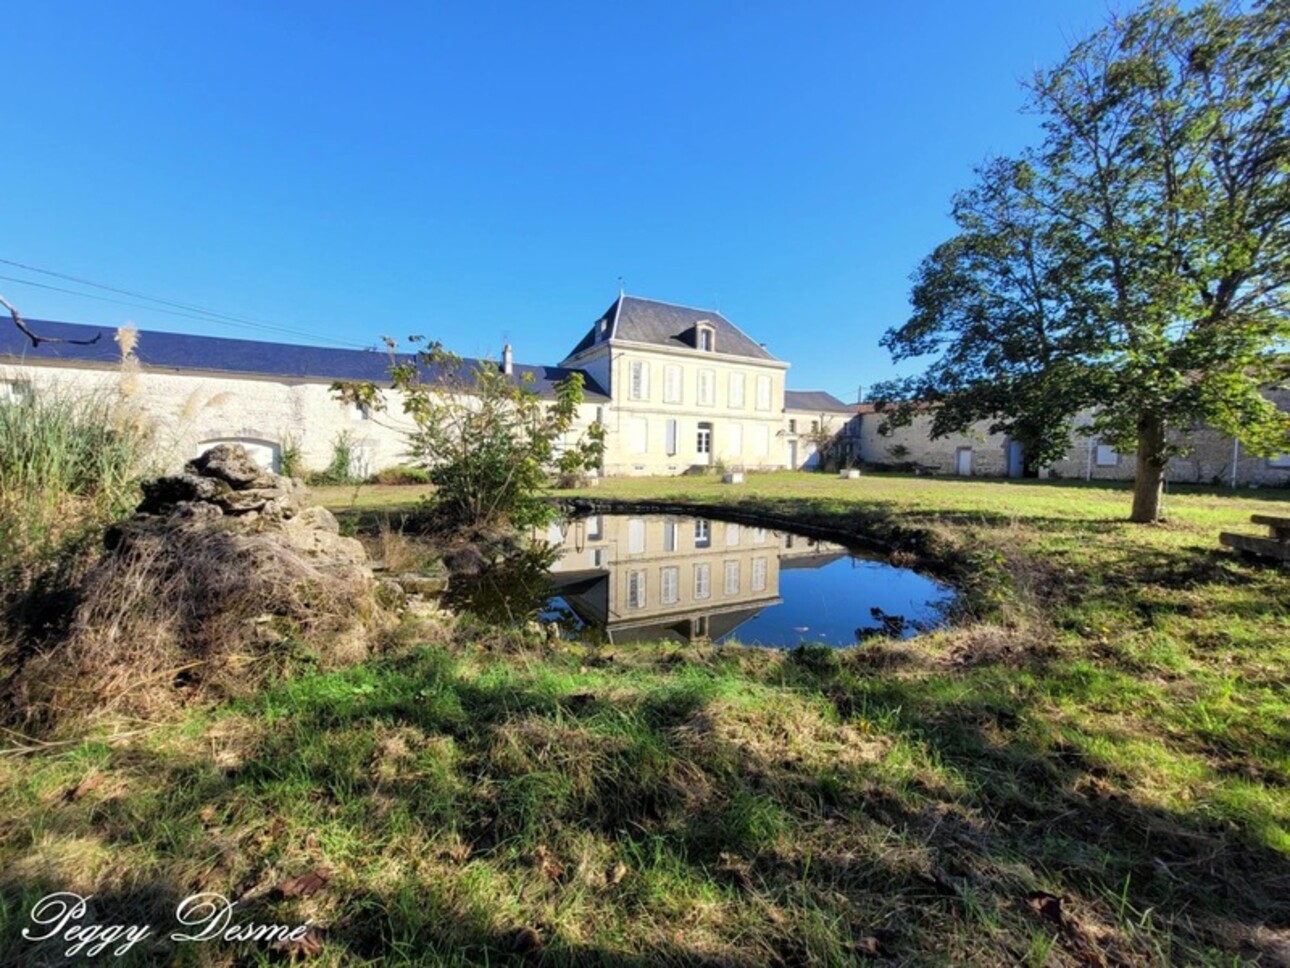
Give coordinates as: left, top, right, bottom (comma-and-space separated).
0, 294, 101, 347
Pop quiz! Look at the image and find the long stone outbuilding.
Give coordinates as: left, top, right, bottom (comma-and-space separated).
2, 295, 1286, 487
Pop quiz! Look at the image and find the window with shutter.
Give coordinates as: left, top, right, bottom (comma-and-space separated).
729, 373, 745, 409
661, 567, 680, 605
663, 365, 682, 403
698, 369, 715, 406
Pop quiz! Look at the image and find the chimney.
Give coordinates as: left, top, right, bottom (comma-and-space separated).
502, 344, 513, 376
856, 384, 864, 404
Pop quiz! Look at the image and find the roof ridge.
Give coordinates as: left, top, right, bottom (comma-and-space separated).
621, 292, 724, 316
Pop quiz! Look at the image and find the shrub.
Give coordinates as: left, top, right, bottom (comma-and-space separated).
306, 431, 365, 486
373, 465, 431, 486
333, 341, 603, 531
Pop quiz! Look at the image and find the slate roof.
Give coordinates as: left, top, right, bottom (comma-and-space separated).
785, 390, 853, 412
0, 318, 610, 401
564, 295, 779, 362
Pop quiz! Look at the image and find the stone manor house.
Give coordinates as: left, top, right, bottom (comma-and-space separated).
2, 293, 1287, 486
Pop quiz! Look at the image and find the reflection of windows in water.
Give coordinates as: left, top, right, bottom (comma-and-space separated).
694, 520, 711, 548
592, 549, 605, 568
628, 570, 646, 608
752, 556, 768, 592
753, 528, 767, 544
694, 564, 711, 599
660, 566, 679, 605
587, 515, 603, 540
664, 518, 678, 552
725, 523, 740, 545
724, 560, 740, 595
628, 518, 646, 554
694, 616, 709, 638
785, 534, 795, 549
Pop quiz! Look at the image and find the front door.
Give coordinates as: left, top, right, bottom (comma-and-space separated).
696, 423, 713, 465
955, 447, 973, 476
1007, 440, 1024, 478
788, 440, 798, 469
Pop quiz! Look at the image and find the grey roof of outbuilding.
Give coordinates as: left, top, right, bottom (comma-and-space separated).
785, 390, 853, 412
564, 295, 779, 362
0, 318, 610, 401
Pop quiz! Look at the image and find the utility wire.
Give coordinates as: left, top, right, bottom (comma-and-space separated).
0, 258, 370, 349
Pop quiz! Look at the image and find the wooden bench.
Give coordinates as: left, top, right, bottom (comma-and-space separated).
1220, 515, 1290, 561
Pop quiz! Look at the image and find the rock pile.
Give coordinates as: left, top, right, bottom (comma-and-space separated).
107, 443, 366, 569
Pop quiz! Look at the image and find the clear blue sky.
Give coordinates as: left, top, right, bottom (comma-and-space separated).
2, 1, 1114, 402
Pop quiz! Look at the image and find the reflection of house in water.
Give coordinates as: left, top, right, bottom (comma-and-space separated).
541, 515, 849, 644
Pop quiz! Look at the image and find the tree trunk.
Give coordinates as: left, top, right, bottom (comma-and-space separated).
1130, 414, 1167, 523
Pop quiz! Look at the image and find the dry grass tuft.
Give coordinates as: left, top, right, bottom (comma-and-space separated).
4, 523, 378, 734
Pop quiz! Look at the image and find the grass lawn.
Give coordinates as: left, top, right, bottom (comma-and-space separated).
3, 474, 1287, 965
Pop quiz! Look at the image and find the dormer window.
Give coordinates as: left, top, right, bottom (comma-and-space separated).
598, 319, 609, 342
696, 321, 715, 352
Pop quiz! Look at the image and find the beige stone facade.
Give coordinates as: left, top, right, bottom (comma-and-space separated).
561, 296, 791, 475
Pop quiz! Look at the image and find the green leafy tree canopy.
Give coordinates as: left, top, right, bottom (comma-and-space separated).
877, 0, 1290, 521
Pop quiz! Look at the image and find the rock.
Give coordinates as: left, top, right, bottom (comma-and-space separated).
185, 444, 276, 489
290, 505, 340, 534
117, 444, 370, 575
139, 473, 229, 513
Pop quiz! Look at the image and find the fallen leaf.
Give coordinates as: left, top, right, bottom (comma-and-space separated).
606, 861, 628, 886
198, 805, 217, 824
532, 845, 564, 881
278, 868, 332, 898
273, 924, 325, 958
855, 936, 886, 957
65, 773, 104, 801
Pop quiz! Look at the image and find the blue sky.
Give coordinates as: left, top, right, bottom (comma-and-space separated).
2, 1, 1113, 402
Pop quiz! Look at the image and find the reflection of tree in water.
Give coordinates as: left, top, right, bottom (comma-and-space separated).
855, 607, 907, 641
442, 542, 561, 626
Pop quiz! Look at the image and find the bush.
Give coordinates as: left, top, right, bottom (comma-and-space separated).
306, 431, 365, 486
373, 465, 431, 486
333, 341, 603, 531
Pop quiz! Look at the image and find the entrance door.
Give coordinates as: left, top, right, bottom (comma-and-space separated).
788, 440, 798, 469
955, 447, 973, 476
1007, 440, 1024, 478
696, 423, 713, 465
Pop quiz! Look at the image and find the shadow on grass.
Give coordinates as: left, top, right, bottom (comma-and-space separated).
6, 639, 1288, 965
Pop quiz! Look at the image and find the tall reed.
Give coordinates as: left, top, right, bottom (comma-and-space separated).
0, 380, 152, 621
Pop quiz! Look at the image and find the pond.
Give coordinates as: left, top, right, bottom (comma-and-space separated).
444, 513, 956, 649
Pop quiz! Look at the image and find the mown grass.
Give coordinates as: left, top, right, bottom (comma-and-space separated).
2, 473, 1287, 965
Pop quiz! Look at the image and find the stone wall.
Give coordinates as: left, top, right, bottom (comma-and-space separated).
1, 360, 603, 478
856, 411, 1015, 477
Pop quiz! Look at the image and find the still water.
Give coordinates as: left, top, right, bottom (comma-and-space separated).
445, 514, 955, 649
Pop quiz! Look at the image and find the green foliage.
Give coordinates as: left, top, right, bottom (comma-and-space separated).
877, 0, 1290, 521
306, 431, 364, 486
0, 383, 150, 611
278, 433, 303, 479
372, 464, 431, 486
333, 339, 604, 531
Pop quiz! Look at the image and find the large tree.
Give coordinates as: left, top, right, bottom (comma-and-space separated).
877, 0, 1290, 521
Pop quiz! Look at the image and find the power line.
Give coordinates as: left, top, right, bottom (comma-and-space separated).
0, 258, 370, 349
